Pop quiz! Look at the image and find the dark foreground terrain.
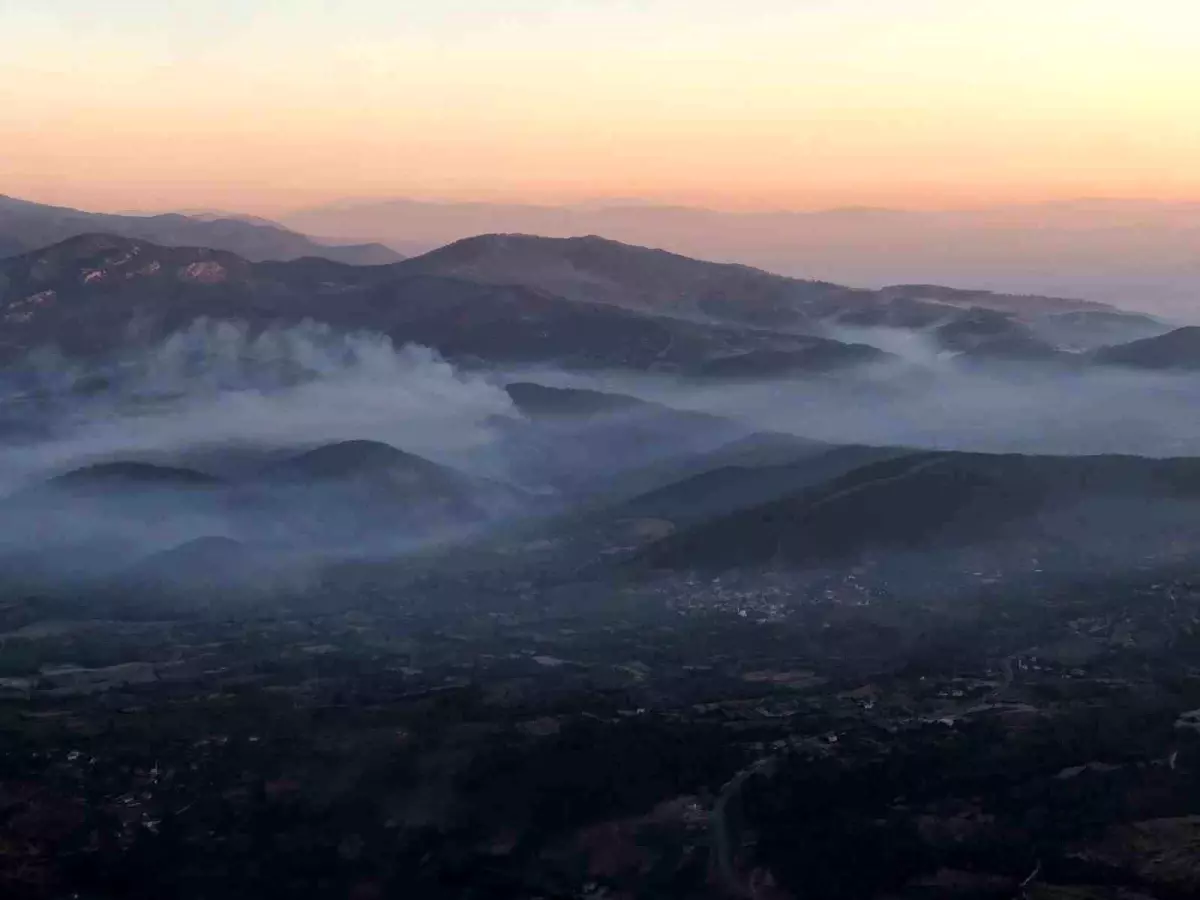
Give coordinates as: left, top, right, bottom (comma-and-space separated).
4, 532, 1200, 899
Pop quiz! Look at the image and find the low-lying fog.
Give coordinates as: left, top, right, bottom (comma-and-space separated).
5, 318, 1200, 597
11, 320, 1200, 486
516, 328, 1200, 458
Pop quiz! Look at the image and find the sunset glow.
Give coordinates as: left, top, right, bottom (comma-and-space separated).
2, 0, 1198, 213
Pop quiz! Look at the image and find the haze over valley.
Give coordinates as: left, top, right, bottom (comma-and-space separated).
4, 1, 1200, 897
5, 203, 1200, 900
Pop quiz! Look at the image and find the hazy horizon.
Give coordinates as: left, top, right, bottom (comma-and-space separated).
4, 0, 1199, 316
82, 194, 1200, 220
10, 190, 1200, 222
4, 189, 1199, 317
11, 175, 1200, 226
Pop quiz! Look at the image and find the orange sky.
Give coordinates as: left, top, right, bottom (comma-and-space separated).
2, 0, 1198, 215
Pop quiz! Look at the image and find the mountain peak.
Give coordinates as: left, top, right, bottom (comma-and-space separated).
4, 233, 253, 288
504, 381, 650, 418
43, 461, 221, 492
413, 232, 631, 263
265, 440, 449, 482
31, 232, 147, 258
0, 193, 405, 266
1094, 326, 1200, 370
401, 232, 837, 328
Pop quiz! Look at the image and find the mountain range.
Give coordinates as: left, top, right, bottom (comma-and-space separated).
0, 194, 403, 266
0, 231, 1175, 372
0, 234, 884, 372
634, 449, 1200, 572
9, 192, 1196, 320
0, 437, 515, 592
281, 196, 1200, 317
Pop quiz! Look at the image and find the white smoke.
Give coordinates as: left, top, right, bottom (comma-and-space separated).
506, 344, 1200, 458
818, 325, 953, 367
1, 320, 519, 492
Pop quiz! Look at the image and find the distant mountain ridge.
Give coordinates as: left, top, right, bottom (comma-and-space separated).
0, 194, 403, 266
401, 233, 858, 328
281, 196, 1200, 316
0, 231, 1171, 370
400, 234, 1171, 357
400, 233, 1117, 330
0, 234, 891, 371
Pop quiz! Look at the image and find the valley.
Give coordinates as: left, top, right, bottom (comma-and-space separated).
1, 226, 1199, 899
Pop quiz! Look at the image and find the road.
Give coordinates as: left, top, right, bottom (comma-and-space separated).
710, 755, 780, 898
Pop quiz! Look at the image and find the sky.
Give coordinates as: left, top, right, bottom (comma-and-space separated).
1, 0, 1198, 214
